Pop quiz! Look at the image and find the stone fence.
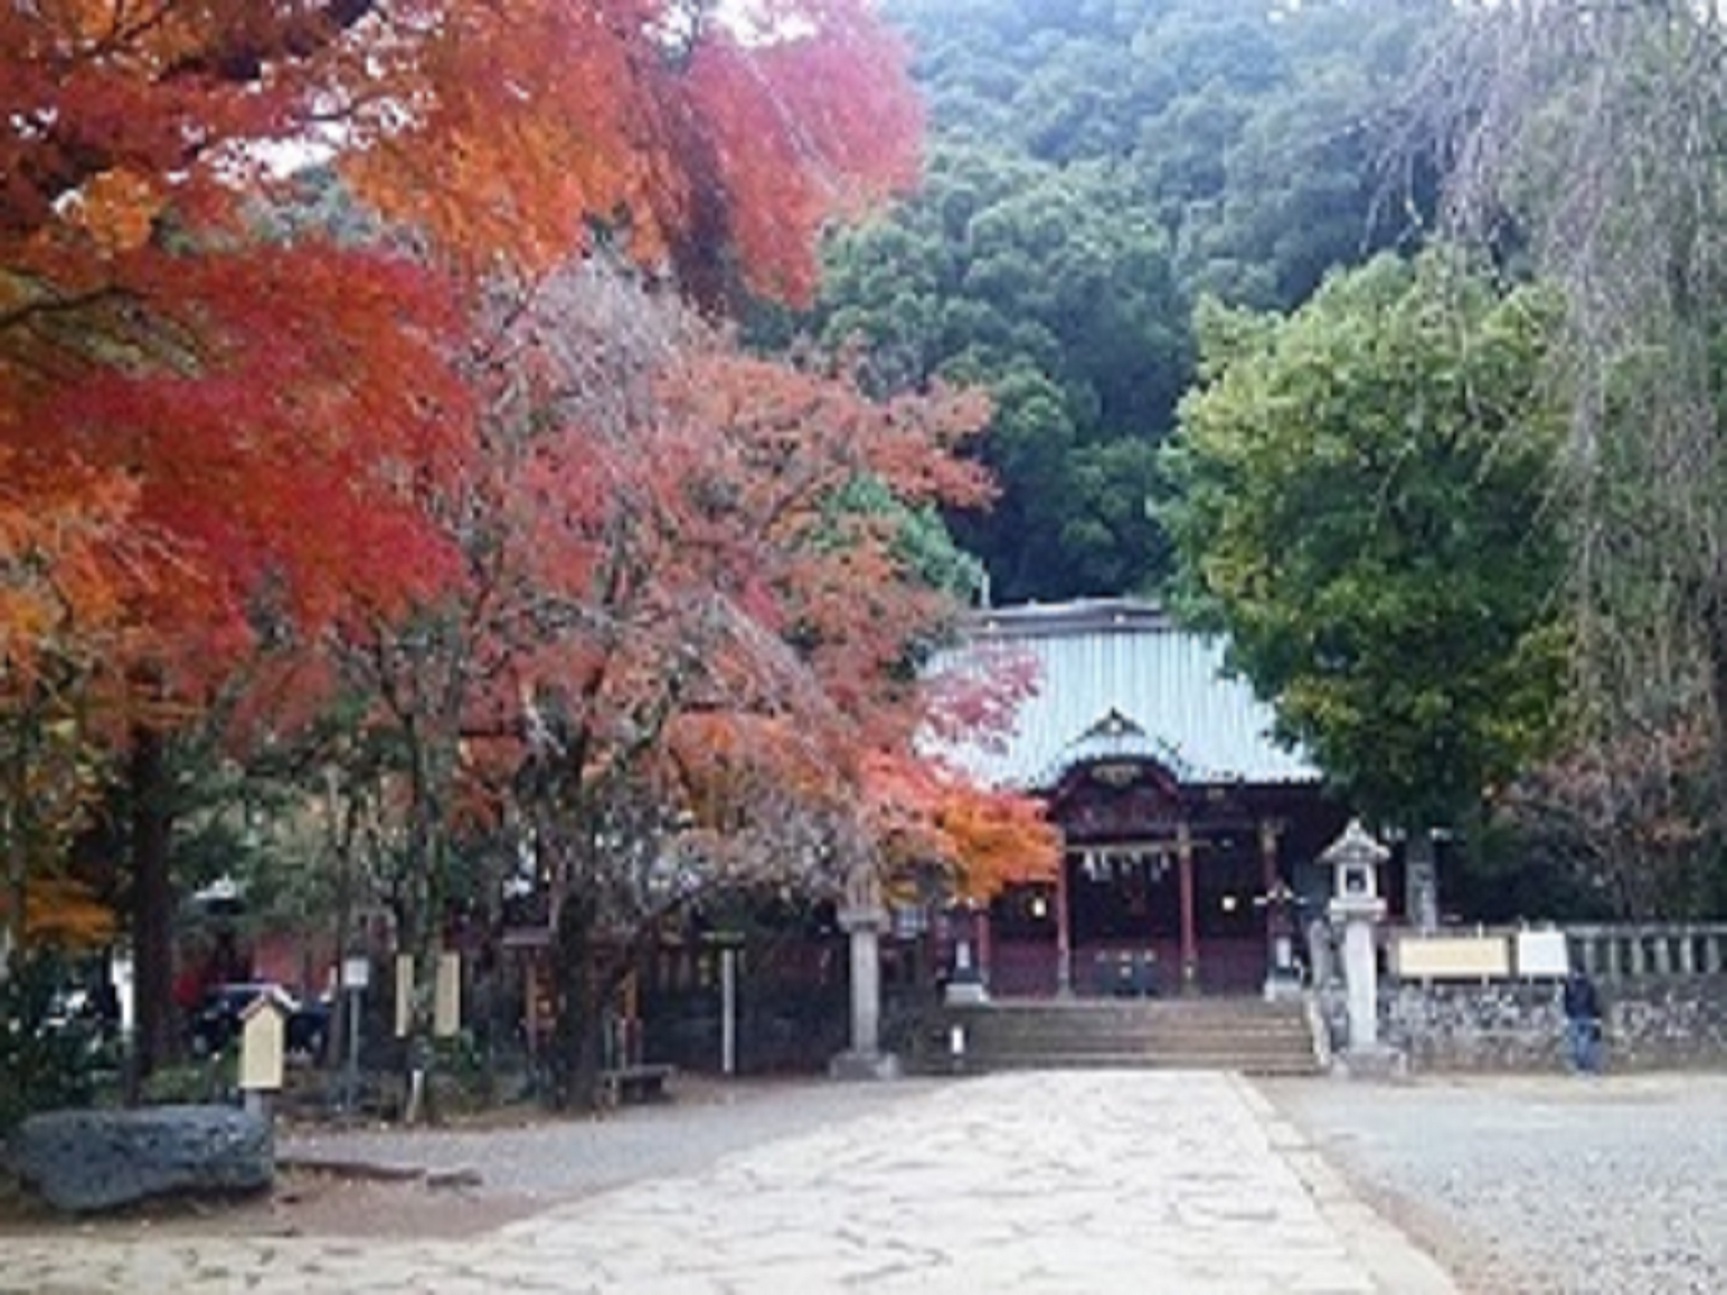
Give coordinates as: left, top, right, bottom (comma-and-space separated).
1316, 923, 1727, 1072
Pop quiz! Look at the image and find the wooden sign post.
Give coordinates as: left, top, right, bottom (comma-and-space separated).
238, 989, 291, 1119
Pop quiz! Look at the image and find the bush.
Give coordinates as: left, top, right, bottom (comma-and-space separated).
0, 951, 106, 1136
430, 1030, 496, 1112
139, 1054, 237, 1106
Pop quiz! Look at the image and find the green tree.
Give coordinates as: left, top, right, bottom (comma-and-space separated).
818, 147, 1188, 599
1420, 2, 1727, 893
806, 0, 1456, 602
1161, 252, 1567, 834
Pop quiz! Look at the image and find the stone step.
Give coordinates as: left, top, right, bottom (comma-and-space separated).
950, 1016, 1309, 1041
961, 1053, 1322, 1076
951, 1025, 1306, 1040
954, 1044, 1315, 1065
921, 997, 1320, 1077
960, 1037, 1310, 1057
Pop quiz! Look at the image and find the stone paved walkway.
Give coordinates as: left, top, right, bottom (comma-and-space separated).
0, 1072, 1455, 1293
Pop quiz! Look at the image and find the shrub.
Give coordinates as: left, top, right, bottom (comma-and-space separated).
0, 951, 103, 1135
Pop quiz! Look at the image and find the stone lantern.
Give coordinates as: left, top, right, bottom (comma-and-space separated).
1321, 819, 1390, 1059
1325, 820, 1386, 912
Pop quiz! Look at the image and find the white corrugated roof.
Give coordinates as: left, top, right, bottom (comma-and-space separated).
929, 598, 1317, 789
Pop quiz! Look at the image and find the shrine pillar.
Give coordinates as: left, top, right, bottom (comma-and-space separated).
1259, 819, 1300, 999
944, 901, 988, 1006
1177, 822, 1197, 990
1054, 851, 1073, 997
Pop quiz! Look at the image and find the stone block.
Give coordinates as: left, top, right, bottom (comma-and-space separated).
829, 1049, 902, 1081
6, 1105, 273, 1212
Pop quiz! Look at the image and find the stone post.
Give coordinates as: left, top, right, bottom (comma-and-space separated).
831, 866, 901, 1081
1405, 830, 1440, 934
1321, 819, 1401, 1076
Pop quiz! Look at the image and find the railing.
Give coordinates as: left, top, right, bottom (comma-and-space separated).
1566, 924, 1727, 979
1380, 922, 1727, 983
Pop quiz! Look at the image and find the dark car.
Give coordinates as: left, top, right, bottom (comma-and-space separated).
188, 983, 330, 1061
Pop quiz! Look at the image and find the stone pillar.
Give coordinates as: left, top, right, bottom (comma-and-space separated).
846, 916, 881, 1054
831, 867, 900, 1081
1339, 916, 1379, 1049
1177, 822, 1197, 990
1405, 831, 1439, 933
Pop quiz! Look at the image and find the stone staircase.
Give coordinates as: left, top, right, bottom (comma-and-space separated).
926, 996, 1322, 1077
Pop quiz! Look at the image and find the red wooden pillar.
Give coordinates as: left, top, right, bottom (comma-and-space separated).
1054, 851, 1073, 997
1177, 822, 1197, 990
1260, 818, 1281, 970
976, 906, 993, 992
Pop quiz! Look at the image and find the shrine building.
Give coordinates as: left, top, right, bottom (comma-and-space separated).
936, 598, 1350, 997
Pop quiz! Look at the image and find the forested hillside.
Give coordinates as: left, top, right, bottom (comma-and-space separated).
797, 0, 1452, 601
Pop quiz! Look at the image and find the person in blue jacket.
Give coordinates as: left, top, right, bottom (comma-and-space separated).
1561, 966, 1604, 1074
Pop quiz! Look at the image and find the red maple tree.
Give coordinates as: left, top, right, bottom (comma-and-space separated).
308, 259, 1020, 1106
2, 0, 921, 1072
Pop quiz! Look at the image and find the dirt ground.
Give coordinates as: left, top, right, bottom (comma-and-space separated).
0, 1157, 546, 1242
0, 1099, 597, 1242
0, 1075, 909, 1243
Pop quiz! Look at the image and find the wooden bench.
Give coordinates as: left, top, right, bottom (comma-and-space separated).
598, 1063, 675, 1107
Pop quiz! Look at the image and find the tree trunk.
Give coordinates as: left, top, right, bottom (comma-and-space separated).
128, 726, 174, 1085
1702, 600, 1727, 862
3, 801, 23, 975
4, 743, 26, 972
399, 859, 441, 1125
550, 891, 604, 1110
326, 780, 358, 1077
398, 729, 452, 1125
3, 697, 43, 976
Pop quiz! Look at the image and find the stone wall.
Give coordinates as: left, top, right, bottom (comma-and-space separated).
1319, 976, 1727, 1071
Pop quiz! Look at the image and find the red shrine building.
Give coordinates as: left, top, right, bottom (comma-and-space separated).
937, 599, 1349, 997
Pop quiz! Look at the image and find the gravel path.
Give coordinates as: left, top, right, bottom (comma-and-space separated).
1258, 1072, 1727, 1295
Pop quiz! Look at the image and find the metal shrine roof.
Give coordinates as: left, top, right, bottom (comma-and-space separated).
930, 598, 1318, 790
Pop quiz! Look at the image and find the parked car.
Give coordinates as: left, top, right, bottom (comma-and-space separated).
188, 983, 330, 1061
40, 981, 121, 1064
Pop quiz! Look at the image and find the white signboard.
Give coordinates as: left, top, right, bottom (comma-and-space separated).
342, 956, 371, 992
1516, 929, 1570, 979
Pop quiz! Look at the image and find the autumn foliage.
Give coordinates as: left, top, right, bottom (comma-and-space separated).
4, 3, 916, 888
2, 0, 1052, 1105
0, 877, 117, 952
344, 261, 1005, 892
863, 751, 1059, 904
3, 0, 921, 684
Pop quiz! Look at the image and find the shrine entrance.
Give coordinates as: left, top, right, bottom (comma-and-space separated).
980, 740, 1346, 998
929, 599, 1352, 1000
1064, 837, 1267, 995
